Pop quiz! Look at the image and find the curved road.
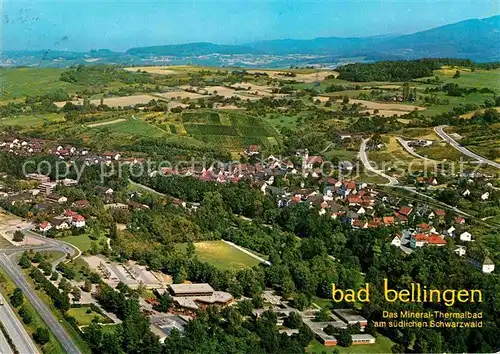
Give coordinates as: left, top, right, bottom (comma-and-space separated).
434, 125, 500, 169
359, 138, 399, 186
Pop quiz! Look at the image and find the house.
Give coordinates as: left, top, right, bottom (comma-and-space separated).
411, 234, 428, 248
462, 189, 471, 197
103, 152, 121, 160
73, 200, 89, 208
454, 217, 465, 225
47, 194, 67, 203
430, 209, 446, 220
454, 245, 466, 257
417, 223, 436, 234
26, 173, 50, 183
398, 206, 413, 217
445, 226, 455, 237
352, 219, 368, 229
51, 218, 70, 230
245, 145, 260, 156
427, 235, 447, 246
39, 221, 52, 232
71, 215, 86, 228
383, 216, 395, 226
347, 195, 362, 205
391, 234, 402, 247
427, 177, 438, 186
480, 192, 489, 200
95, 186, 114, 195
305, 156, 324, 170
468, 256, 495, 274
38, 181, 58, 194
459, 231, 473, 242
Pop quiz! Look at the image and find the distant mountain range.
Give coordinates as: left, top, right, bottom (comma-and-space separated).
127, 15, 500, 62
3, 15, 499, 68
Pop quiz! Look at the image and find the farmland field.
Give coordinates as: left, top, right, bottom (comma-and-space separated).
90, 117, 167, 137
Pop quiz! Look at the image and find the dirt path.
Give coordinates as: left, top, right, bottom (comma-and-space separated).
87, 119, 126, 127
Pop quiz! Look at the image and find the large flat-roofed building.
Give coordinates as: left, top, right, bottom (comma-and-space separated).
352, 334, 376, 345
168, 283, 215, 297
165, 283, 233, 310
333, 309, 368, 327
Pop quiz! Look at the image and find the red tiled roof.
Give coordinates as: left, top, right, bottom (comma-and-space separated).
347, 195, 362, 204
413, 233, 428, 241
428, 236, 447, 245
434, 209, 446, 216
343, 181, 356, 190
306, 156, 324, 165
399, 206, 412, 216
383, 216, 395, 225
72, 215, 85, 222
65, 210, 78, 217
74, 200, 89, 207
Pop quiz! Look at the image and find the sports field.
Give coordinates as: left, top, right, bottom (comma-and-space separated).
177, 240, 261, 270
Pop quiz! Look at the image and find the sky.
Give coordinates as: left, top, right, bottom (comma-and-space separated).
1, 0, 499, 52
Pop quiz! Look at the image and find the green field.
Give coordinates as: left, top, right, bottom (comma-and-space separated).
176, 240, 261, 270
91, 117, 167, 137
61, 233, 107, 253
0, 68, 84, 101
307, 335, 394, 354
433, 68, 500, 90
67, 306, 111, 326
0, 113, 65, 126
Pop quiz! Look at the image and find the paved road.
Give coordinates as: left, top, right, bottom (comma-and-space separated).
0, 293, 38, 354
395, 137, 438, 162
434, 125, 500, 169
0, 329, 14, 354
359, 138, 399, 186
0, 253, 82, 354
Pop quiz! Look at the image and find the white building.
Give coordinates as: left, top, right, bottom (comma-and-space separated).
459, 231, 473, 242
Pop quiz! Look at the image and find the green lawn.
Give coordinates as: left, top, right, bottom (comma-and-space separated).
307, 335, 394, 353
67, 307, 110, 326
60, 233, 106, 253
176, 240, 261, 270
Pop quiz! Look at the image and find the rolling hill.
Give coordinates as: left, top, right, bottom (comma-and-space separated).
126, 15, 500, 62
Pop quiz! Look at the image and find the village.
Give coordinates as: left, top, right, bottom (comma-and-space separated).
0, 132, 497, 352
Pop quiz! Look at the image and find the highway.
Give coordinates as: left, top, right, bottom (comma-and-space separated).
434, 125, 500, 169
0, 253, 81, 354
0, 330, 14, 354
0, 293, 39, 354
359, 138, 399, 186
